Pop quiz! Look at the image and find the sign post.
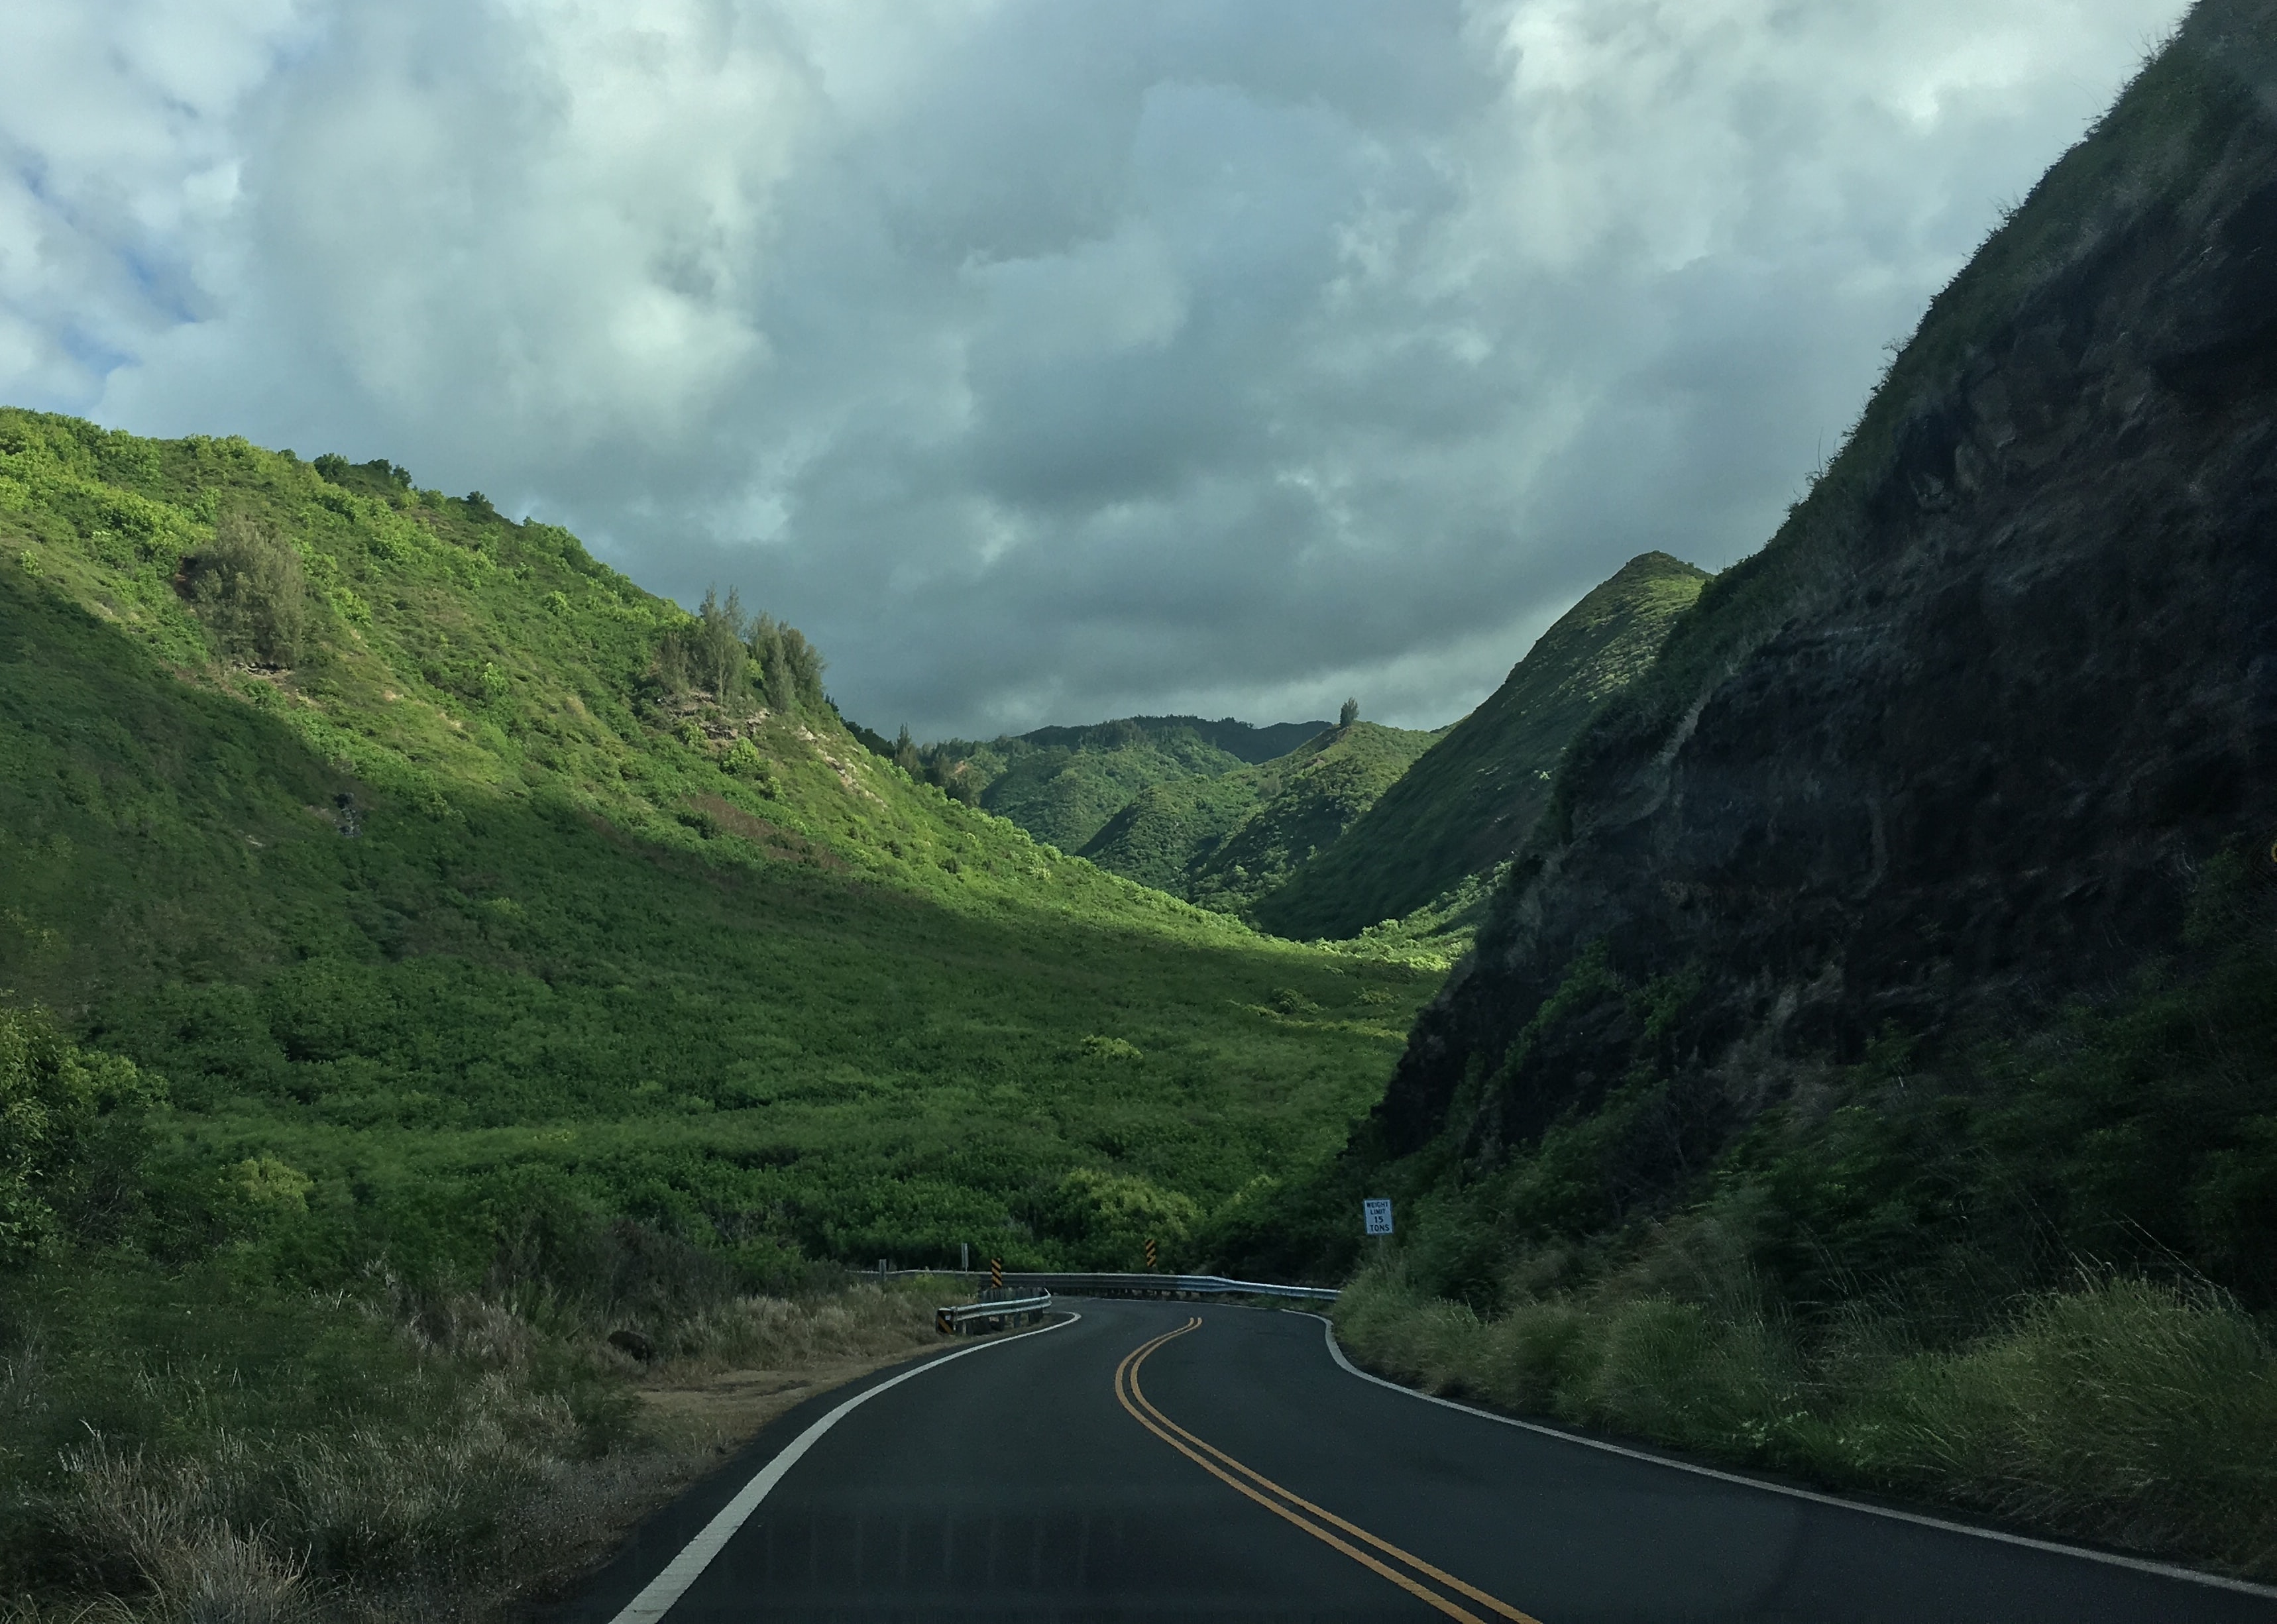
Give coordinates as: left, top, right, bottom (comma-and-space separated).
1144, 1237, 1158, 1271
1362, 1198, 1394, 1238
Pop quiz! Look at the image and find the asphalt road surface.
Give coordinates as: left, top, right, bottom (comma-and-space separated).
553, 1297, 2277, 1623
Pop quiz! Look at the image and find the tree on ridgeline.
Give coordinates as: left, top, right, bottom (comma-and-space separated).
653, 592, 828, 711
656, 624, 692, 694
751, 614, 827, 711
695, 586, 749, 698
1339, 697, 1359, 728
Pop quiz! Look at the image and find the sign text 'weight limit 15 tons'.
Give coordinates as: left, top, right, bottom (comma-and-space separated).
1362, 1198, 1394, 1236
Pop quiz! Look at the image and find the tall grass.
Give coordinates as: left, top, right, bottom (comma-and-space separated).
0, 1264, 946, 1623
1335, 1260, 2277, 1577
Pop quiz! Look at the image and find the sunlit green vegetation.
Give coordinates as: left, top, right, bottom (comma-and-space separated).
1180, 720, 1439, 914
0, 406, 1447, 1615
958, 718, 1296, 848
1254, 553, 1705, 941
0, 407, 1439, 1287
912, 714, 1441, 924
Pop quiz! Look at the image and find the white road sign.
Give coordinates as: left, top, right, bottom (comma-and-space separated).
1362, 1197, 1394, 1236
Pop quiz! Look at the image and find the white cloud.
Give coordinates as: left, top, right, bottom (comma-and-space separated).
3, 0, 2187, 735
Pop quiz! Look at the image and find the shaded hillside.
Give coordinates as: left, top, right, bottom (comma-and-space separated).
1203, 14, 2277, 1577
1185, 721, 1441, 916
1325, 0, 2277, 1313
1252, 553, 1706, 941
0, 409, 1439, 1277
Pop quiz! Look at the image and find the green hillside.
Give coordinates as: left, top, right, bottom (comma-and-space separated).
1076, 772, 1268, 893
966, 722, 1249, 851
1058, 720, 1443, 920
1185, 722, 1440, 916
1251, 553, 1706, 940
902, 714, 1331, 857
0, 408, 1441, 1279
1230, 3, 2277, 1582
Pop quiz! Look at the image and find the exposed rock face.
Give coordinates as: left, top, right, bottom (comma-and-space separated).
1372, 1, 2277, 1171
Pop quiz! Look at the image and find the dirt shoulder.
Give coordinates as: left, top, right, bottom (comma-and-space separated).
634, 1344, 941, 1446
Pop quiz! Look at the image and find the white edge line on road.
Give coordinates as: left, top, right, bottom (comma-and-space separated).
607, 1311, 1083, 1624
1303, 1312, 2277, 1601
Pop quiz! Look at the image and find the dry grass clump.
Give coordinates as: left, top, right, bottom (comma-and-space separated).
60, 1436, 315, 1624
654, 1280, 941, 1375
49, 1370, 620, 1622
1334, 1260, 2277, 1578
1, 1273, 949, 1624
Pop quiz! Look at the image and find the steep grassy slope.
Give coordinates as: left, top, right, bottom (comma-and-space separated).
0, 408, 1439, 1277
1251, 553, 1706, 941
910, 714, 1438, 925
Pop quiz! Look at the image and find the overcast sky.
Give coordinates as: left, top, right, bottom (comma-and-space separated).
5, 1, 2186, 737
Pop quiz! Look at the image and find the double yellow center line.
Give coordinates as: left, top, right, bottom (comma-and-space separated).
1113, 1319, 1541, 1624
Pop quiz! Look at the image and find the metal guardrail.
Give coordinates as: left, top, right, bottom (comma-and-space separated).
934, 1291, 1053, 1334
899, 1270, 1338, 1303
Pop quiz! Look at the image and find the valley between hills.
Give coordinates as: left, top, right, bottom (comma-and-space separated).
7, 2, 2277, 1617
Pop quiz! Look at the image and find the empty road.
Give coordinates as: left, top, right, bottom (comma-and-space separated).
553, 1297, 2277, 1623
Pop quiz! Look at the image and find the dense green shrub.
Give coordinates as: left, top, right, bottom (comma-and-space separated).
1018, 1167, 1199, 1268
189, 508, 309, 666
0, 1010, 164, 1265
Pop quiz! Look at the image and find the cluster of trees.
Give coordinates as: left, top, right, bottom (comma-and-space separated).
312, 453, 413, 494
893, 726, 982, 804
657, 585, 826, 712
190, 508, 310, 667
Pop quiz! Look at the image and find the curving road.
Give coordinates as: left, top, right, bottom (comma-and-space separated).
553, 1298, 2277, 1623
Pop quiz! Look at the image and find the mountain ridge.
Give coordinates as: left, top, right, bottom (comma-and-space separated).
1337, 0, 2277, 1302
1251, 551, 1706, 942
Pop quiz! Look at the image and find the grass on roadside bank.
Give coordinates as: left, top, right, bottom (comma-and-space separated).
1332, 1256, 2277, 1581
0, 1255, 948, 1624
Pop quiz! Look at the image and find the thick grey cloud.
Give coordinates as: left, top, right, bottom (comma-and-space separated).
5, 0, 2186, 736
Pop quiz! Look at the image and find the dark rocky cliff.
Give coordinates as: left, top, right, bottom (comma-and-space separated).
1370, 0, 2277, 1175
